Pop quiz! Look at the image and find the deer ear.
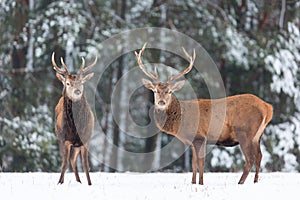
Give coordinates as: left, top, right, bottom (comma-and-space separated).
56, 73, 65, 83
142, 78, 155, 91
171, 80, 185, 92
82, 73, 94, 83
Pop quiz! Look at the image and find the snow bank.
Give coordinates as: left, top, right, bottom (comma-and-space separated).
0, 172, 299, 200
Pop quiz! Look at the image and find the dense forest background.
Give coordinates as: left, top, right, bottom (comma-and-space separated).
0, 0, 299, 173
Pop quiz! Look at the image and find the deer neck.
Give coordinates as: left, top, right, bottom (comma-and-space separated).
63, 92, 87, 137
154, 95, 181, 135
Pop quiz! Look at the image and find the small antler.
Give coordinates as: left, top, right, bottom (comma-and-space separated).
135, 43, 159, 82
168, 47, 196, 82
52, 52, 70, 75
79, 56, 97, 75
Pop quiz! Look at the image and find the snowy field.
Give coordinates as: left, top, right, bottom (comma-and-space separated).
1, 172, 299, 200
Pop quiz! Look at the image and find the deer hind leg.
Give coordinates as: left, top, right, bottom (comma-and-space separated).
235, 127, 257, 184
193, 139, 207, 185
253, 140, 262, 183
238, 153, 254, 184
252, 118, 265, 183
191, 146, 197, 184
70, 147, 81, 183
81, 145, 92, 185
238, 137, 255, 184
58, 141, 72, 184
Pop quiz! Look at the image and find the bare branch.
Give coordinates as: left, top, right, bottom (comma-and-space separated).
0, 67, 46, 75
279, 0, 286, 29
205, 0, 228, 22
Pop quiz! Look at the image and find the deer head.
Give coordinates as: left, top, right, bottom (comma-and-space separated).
135, 43, 196, 110
52, 52, 97, 102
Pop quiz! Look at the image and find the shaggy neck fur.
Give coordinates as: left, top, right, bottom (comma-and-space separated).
63, 91, 88, 147
154, 95, 181, 135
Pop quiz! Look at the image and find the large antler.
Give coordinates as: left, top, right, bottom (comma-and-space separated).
168, 47, 196, 82
135, 43, 159, 82
52, 52, 70, 75
79, 56, 97, 75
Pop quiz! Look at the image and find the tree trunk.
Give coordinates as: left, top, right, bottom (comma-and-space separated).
11, 0, 29, 116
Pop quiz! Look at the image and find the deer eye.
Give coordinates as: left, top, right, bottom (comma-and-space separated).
168, 91, 172, 94
66, 82, 70, 86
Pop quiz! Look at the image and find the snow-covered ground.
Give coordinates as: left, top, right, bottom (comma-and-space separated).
1, 172, 299, 199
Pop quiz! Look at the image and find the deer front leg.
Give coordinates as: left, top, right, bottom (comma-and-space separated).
70, 147, 81, 183
58, 141, 72, 184
193, 138, 207, 185
81, 145, 92, 185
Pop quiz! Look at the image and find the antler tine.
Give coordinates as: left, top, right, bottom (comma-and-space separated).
82, 56, 97, 73
52, 52, 67, 74
135, 43, 159, 81
78, 57, 86, 76
154, 65, 159, 78
168, 47, 196, 82
81, 57, 86, 69
60, 57, 70, 75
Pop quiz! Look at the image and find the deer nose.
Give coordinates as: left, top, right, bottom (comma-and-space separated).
158, 100, 166, 106
74, 89, 81, 95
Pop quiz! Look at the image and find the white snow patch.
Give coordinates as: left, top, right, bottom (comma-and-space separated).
224, 27, 249, 69
0, 172, 299, 200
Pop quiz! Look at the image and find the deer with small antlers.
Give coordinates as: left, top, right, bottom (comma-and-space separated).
52, 53, 97, 185
135, 43, 273, 185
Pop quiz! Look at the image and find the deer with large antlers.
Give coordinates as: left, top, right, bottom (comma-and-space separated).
135, 43, 273, 185
52, 53, 97, 185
